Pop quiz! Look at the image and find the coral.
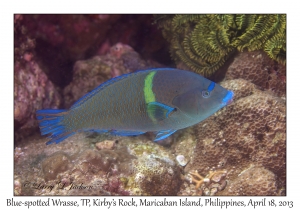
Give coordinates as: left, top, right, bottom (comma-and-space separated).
183, 78, 285, 195
128, 155, 181, 195
123, 139, 182, 195
41, 152, 70, 181
63, 43, 164, 108
74, 147, 136, 175
19, 14, 121, 86
100, 15, 170, 65
225, 50, 286, 97
63, 55, 112, 108
189, 170, 227, 189
14, 179, 22, 196
14, 61, 61, 125
218, 78, 259, 101
188, 170, 227, 196
220, 165, 277, 196
14, 133, 182, 196
109, 42, 163, 74
14, 147, 24, 161
18, 15, 169, 87
14, 15, 62, 140
95, 140, 116, 150
170, 127, 197, 170
155, 14, 286, 77
103, 177, 130, 195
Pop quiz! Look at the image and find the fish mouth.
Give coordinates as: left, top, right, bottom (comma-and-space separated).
222, 90, 234, 105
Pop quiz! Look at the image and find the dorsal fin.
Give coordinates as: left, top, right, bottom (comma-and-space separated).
70, 68, 177, 109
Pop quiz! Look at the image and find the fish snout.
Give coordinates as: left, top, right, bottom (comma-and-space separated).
222, 90, 234, 105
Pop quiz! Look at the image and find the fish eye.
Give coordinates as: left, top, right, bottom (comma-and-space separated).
202, 90, 210, 98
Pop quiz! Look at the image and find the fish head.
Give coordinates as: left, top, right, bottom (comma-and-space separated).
172, 81, 234, 120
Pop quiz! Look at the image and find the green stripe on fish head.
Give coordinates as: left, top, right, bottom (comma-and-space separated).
144, 71, 157, 122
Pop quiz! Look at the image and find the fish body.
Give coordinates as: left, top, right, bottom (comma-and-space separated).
36, 68, 234, 144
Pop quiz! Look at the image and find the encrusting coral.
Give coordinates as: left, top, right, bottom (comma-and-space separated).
225, 50, 286, 97
182, 78, 286, 195
14, 134, 182, 196
220, 165, 278, 196
155, 14, 286, 77
14, 15, 62, 140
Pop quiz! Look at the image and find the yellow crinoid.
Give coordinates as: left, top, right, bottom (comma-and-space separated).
155, 14, 286, 77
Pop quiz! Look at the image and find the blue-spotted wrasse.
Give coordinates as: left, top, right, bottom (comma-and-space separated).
36, 68, 234, 145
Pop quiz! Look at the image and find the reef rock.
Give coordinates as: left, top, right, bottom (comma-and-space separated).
20, 15, 121, 62
14, 15, 61, 140
220, 165, 278, 196
14, 133, 182, 196
225, 50, 286, 97
183, 78, 286, 195
63, 43, 163, 108
14, 62, 61, 128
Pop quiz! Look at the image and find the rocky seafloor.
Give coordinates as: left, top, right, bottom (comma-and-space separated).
14, 15, 286, 196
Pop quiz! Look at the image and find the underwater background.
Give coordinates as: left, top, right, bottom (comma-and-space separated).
14, 14, 286, 196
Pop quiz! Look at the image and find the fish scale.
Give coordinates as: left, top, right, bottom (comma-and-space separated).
36, 68, 234, 145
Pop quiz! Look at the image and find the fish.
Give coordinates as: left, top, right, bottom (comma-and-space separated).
36, 68, 234, 145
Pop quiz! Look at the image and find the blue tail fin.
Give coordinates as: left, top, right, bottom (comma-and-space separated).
36, 109, 75, 145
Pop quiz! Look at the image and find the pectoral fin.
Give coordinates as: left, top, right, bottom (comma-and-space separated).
147, 102, 175, 122
154, 129, 177, 141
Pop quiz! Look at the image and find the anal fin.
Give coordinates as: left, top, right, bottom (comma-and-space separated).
154, 129, 177, 141
110, 130, 145, 136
